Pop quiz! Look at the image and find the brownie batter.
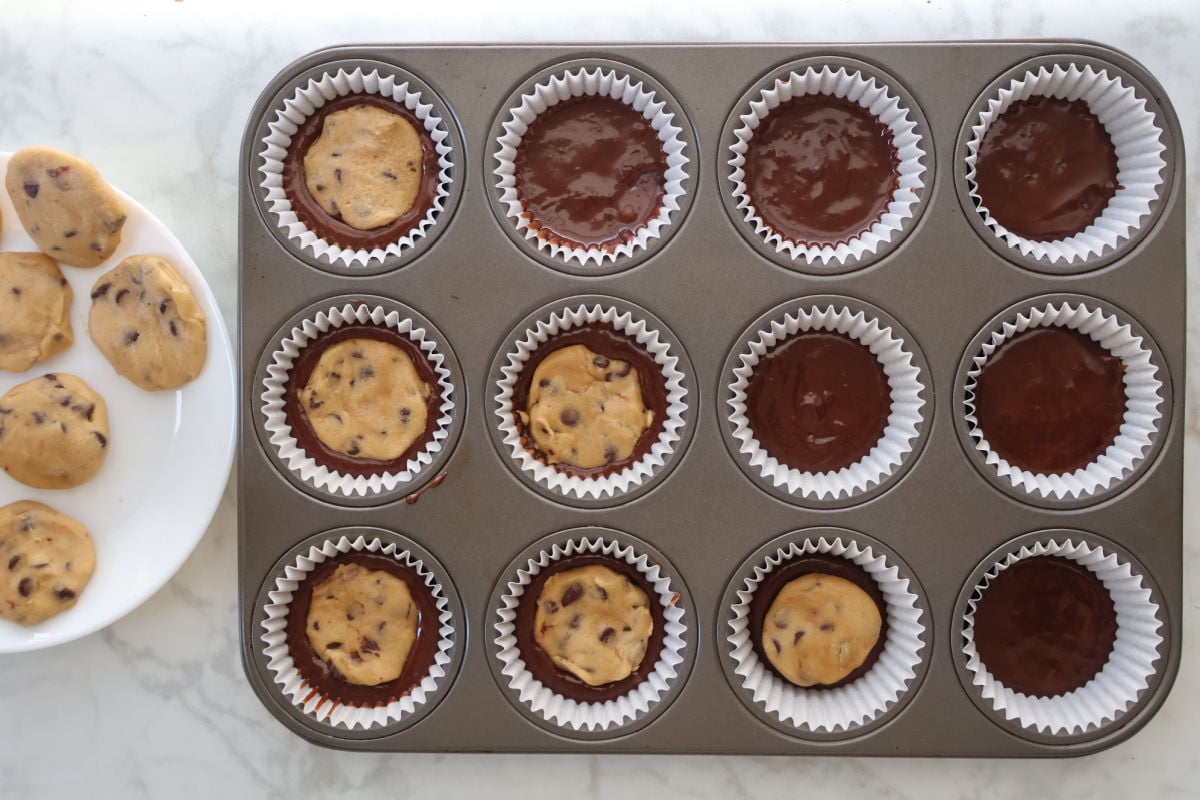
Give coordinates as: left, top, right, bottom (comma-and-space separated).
971, 556, 1117, 698
743, 95, 899, 245
744, 331, 891, 472
974, 96, 1119, 241
513, 96, 667, 250
973, 327, 1125, 474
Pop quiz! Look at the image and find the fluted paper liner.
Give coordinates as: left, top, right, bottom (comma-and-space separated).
493, 65, 689, 266
495, 303, 688, 500
726, 536, 926, 734
259, 535, 456, 731
962, 537, 1163, 736
964, 62, 1167, 266
963, 301, 1163, 500
492, 536, 689, 732
727, 303, 926, 501
728, 65, 927, 266
261, 302, 455, 498
258, 66, 455, 267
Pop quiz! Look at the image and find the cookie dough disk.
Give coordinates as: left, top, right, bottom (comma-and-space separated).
533, 564, 654, 686
0, 500, 96, 626
762, 573, 883, 688
0, 374, 109, 490
520, 344, 654, 470
89, 254, 207, 391
298, 338, 431, 461
306, 562, 419, 686
0, 252, 73, 372
5, 146, 127, 268
304, 104, 425, 231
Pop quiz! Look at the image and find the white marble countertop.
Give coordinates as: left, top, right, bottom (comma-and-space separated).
1, 0, 1196, 796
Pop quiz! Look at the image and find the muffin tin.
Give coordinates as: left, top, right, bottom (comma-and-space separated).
237, 42, 1184, 755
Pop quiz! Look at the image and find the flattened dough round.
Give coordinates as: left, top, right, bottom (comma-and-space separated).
0, 252, 73, 372
0, 373, 109, 490
0, 500, 96, 626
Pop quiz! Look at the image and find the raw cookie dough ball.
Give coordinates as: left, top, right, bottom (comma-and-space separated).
0, 373, 109, 490
0, 252, 73, 372
89, 254, 207, 391
0, 500, 96, 626
761, 573, 882, 687
533, 564, 654, 686
306, 562, 419, 686
304, 104, 425, 231
520, 344, 653, 470
5, 146, 127, 268
298, 338, 431, 460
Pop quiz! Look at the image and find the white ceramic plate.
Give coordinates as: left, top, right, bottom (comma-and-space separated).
0, 151, 235, 652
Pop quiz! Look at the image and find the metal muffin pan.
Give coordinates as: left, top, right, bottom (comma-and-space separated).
237, 42, 1184, 756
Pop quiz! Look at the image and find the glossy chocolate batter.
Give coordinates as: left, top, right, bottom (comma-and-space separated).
284, 323, 442, 477
749, 555, 888, 690
511, 324, 667, 477
971, 556, 1117, 698
973, 327, 1125, 475
513, 96, 667, 250
974, 96, 1119, 241
282, 94, 441, 249
744, 331, 890, 472
743, 94, 899, 245
285, 552, 441, 707
515, 555, 666, 702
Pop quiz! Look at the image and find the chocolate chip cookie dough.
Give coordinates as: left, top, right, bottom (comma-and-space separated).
88, 254, 207, 391
5, 146, 127, 268
0, 252, 73, 372
761, 573, 883, 688
532, 563, 654, 687
297, 338, 431, 461
305, 562, 420, 687
0, 500, 96, 626
0, 373, 109, 490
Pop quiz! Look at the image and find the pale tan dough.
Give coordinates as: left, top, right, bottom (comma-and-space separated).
519, 344, 653, 470
0, 500, 96, 626
533, 564, 654, 686
297, 338, 431, 461
305, 562, 419, 686
0, 373, 109, 490
304, 104, 425, 230
0, 252, 73, 372
5, 146, 126, 268
88, 254, 207, 391
761, 573, 883, 688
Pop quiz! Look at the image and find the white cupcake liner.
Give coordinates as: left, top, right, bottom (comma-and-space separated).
726, 535, 926, 734
963, 300, 1163, 500
495, 302, 688, 500
260, 302, 455, 498
258, 66, 454, 267
727, 65, 927, 266
964, 62, 1167, 265
962, 537, 1164, 736
727, 302, 926, 501
259, 534, 456, 731
492, 535, 689, 732
493, 65, 689, 266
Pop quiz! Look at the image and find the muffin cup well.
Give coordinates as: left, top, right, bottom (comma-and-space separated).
959, 296, 1166, 506
256, 296, 461, 505
490, 60, 692, 273
962, 57, 1169, 270
256, 62, 458, 272
958, 532, 1165, 740
721, 529, 928, 740
489, 528, 694, 738
723, 297, 929, 508
258, 530, 461, 734
725, 57, 930, 272
490, 296, 693, 508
